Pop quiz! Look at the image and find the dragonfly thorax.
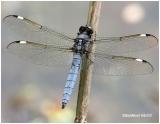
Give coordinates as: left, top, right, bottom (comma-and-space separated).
73, 26, 93, 54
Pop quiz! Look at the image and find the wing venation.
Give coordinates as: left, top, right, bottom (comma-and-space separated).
95, 34, 158, 54
7, 40, 73, 67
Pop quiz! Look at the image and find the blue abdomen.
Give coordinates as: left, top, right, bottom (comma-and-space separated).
62, 53, 81, 108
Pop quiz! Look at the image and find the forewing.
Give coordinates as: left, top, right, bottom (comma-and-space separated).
3, 15, 74, 47
93, 53, 153, 75
7, 40, 73, 67
95, 34, 158, 54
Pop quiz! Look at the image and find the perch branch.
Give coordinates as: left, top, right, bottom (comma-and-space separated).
74, 1, 102, 123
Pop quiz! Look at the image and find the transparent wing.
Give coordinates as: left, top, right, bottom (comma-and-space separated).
7, 40, 73, 67
3, 15, 74, 47
95, 34, 158, 54
93, 53, 153, 75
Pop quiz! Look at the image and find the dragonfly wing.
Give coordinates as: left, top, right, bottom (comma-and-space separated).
3, 15, 74, 47
7, 40, 73, 67
95, 34, 158, 54
93, 53, 153, 75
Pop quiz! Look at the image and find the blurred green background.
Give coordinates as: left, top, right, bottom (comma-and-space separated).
1, 1, 159, 123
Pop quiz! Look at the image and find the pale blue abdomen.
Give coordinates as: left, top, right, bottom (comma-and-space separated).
62, 53, 81, 108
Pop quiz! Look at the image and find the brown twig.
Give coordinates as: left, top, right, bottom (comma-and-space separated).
74, 1, 102, 123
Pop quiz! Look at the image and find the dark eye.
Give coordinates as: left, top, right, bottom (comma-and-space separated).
79, 26, 86, 33
88, 29, 93, 34
86, 28, 93, 35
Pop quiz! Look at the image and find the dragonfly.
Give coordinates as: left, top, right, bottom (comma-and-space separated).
3, 15, 158, 109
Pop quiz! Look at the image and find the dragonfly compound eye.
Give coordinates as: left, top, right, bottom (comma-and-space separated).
85, 26, 93, 35
88, 29, 93, 34
79, 26, 86, 33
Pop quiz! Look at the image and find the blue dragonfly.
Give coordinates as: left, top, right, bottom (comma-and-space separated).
3, 15, 158, 109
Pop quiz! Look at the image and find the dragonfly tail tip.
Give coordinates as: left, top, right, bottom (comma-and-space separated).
62, 102, 67, 109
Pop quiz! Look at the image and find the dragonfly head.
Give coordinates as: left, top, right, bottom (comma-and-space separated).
79, 25, 93, 37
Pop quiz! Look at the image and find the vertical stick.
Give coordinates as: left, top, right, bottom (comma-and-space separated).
74, 1, 102, 123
